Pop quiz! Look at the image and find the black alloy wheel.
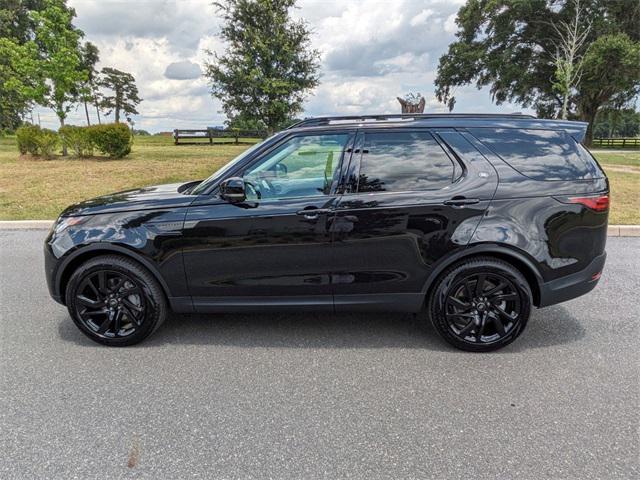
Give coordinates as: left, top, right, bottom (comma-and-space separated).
65, 255, 167, 346
428, 257, 531, 352
74, 270, 146, 339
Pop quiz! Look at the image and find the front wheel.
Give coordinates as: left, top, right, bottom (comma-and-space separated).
427, 257, 532, 352
65, 255, 167, 346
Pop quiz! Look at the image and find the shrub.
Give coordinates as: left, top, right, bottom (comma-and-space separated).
16, 124, 42, 155
88, 123, 132, 158
60, 125, 94, 157
34, 128, 59, 159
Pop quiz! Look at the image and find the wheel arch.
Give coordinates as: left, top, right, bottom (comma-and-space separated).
56, 243, 172, 306
423, 244, 543, 307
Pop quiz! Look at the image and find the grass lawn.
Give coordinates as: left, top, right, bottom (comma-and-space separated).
0, 135, 257, 220
591, 150, 640, 167
0, 135, 638, 224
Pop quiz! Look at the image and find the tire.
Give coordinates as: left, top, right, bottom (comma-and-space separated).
427, 257, 532, 352
65, 255, 167, 346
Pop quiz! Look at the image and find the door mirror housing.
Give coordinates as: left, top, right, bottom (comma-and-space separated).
220, 177, 246, 203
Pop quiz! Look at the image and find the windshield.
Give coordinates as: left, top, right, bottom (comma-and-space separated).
190, 135, 278, 195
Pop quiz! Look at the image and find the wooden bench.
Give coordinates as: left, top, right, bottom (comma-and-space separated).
173, 128, 267, 145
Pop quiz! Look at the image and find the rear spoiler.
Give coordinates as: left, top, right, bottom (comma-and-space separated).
563, 121, 588, 143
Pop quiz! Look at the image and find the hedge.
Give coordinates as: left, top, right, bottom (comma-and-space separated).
34, 129, 59, 159
59, 125, 94, 158
88, 123, 132, 158
16, 124, 43, 155
16, 123, 133, 159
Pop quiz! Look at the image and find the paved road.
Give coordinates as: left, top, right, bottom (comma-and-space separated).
1, 231, 638, 479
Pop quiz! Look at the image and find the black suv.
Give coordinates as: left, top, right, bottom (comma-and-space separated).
45, 114, 609, 351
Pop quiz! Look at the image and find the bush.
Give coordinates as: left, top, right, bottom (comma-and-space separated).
88, 123, 132, 158
60, 125, 94, 157
16, 124, 42, 155
34, 128, 59, 159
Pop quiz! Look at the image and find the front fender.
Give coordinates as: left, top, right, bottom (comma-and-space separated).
45, 208, 189, 304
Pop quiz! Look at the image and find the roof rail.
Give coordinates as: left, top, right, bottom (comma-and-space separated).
288, 113, 536, 129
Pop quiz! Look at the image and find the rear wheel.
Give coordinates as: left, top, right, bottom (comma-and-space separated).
428, 257, 531, 352
65, 255, 167, 346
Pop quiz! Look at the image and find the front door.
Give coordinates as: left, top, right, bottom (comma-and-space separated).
182, 131, 354, 312
331, 129, 498, 311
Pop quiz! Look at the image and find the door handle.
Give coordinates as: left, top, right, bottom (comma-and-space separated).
444, 197, 480, 207
296, 208, 332, 219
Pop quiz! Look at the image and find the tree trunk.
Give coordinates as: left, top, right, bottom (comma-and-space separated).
59, 115, 67, 156
561, 93, 569, 120
84, 100, 91, 126
115, 106, 120, 123
94, 95, 102, 124
582, 108, 598, 147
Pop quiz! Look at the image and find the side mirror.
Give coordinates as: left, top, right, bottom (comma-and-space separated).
220, 177, 246, 203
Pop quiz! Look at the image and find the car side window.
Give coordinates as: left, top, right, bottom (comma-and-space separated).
357, 131, 456, 193
243, 134, 350, 200
469, 128, 600, 181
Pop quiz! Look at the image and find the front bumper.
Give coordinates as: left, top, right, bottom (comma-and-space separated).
538, 252, 606, 307
44, 234, 64, 305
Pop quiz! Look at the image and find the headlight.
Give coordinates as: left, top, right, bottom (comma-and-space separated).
52, 216, 87, 235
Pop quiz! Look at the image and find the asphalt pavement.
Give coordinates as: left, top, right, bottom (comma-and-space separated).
1, 230, 638, 479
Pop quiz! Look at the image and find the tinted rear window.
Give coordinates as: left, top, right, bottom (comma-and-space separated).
469, 128, 601, 181
357, 131, 455, 192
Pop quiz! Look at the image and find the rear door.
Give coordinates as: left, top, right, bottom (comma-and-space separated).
331, 129, 498, 311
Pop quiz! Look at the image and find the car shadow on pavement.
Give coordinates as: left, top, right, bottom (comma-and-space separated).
57, 305, 585, 352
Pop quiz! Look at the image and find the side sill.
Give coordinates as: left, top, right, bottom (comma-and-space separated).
334, 293, 424, 313
175, 293, 426, 314
191, 295, 334, 313
169, 296, 195, 313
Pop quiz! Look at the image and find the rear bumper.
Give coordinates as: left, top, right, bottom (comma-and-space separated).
538, 252, 606, 307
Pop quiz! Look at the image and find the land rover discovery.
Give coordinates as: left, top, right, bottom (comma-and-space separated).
44, 114, 609, 351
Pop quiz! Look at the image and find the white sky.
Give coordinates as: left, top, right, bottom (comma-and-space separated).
33, 0, 532, 132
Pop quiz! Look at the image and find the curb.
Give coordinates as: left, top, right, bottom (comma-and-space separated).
1, 220, 640, 236
607, 225, 640, 237
0, 220, 54, 230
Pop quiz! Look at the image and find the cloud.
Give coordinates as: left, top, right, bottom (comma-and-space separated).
164, 61, 202, 80
70, 0, 218, 55
410, 9, 435, 27
32, 0, 532, 132
444, 13, 458, 34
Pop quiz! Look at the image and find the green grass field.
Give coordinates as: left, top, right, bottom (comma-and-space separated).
0, 135, 638, 223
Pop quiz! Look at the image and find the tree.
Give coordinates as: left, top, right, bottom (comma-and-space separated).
0, 0, 46, 42
0, 38, 44, 131
593, 108, 640, 138
435, 0, 640, 145
226, 112, 267, 131
98, 67, 141, 124
0, 0, 47, 130
204, 0, 320, 135
549, 0, 591, 119
577, 33, 640, 142
79, 41, 100, 125
31, 0, 87, 154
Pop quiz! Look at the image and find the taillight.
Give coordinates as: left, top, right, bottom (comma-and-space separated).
568, 194, 609, 212
554, 194, 609, 212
